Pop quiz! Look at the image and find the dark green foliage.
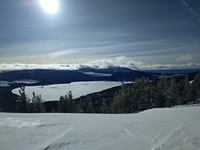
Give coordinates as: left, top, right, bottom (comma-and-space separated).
100, 99, 110, 113
81, 96, 94, 113
111, 82, 133, 113
30, 92, 46, 113
5, 71, 200, 113
168, 78, 180, 106
111, 77, 152, 113
16, 86, 30, 112
193, 73, 200, 90
16, 86, 46, 113
58, 91, 75, 113
110, 73, 200, 113
0, 88, 17, 112
180, 76, 199, 104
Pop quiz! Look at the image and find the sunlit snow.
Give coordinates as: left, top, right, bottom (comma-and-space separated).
0, 106, 200, 150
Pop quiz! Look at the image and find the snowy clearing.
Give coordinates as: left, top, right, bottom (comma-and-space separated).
0, 106, 200, 150
12, 81, 123, 101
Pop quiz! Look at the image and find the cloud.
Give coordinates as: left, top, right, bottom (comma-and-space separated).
0, 56, 199, 72
48, 50, 77, 59
83, 56, 143, 70
176, 55, 193, 62
0, 63, 80, 72
180, 0, 200, 24
84, 56, 200, 70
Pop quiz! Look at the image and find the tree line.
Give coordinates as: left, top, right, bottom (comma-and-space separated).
111, 73, 200, 113
15, 72, 200, 113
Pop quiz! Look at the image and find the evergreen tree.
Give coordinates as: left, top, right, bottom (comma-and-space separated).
82, 96, 94, 113
148, 84, 157, 108
132, 77, 150, 110
168, 78, 180, 106
68, 91, 75, 113
156, 73, 168, 107
189, 79, 198, 104
111, 82, 134, 113
58, 95, 66, 112
111, 83, 127, 113
75, 101, 84, 113
100, 98, 110, 113
194, 73, 200, 90
31, 92, 46, 113
16, 86, 30, 112
58, 91, 75, 113
181, 76, 193, 104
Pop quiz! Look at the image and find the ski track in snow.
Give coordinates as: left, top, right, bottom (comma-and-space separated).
151, 124, 190, 150
0, 106, 200, 150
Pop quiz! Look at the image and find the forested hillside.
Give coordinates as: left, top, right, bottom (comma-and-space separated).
10, 72, 200, 113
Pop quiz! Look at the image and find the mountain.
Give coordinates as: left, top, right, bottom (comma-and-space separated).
109, 70, 152, 81
0, 67, 199, 89
79, 66, 133, 74
0, 67, 153, 88
0, 69, 96, 85
143, 69, 199, 75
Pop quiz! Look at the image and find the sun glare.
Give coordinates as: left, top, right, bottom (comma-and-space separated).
40, 0, 59, 14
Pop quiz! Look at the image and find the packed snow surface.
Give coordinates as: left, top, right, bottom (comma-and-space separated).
0, 106, 200, 150
12, 81, 123, 101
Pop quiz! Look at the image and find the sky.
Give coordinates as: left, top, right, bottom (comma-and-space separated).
0, 0, 200, 70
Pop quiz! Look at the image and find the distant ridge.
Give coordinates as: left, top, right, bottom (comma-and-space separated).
0, 67, 199, 89
0, 67, 151, 88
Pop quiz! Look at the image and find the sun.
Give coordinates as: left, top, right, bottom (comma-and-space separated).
40, 0, 59, 14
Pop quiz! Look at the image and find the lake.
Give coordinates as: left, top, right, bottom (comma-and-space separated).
12, 81, 124, 101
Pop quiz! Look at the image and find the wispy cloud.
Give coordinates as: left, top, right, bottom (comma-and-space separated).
181, 0, 200, 24
48, 50, 77, 59
176, 54, 193, 62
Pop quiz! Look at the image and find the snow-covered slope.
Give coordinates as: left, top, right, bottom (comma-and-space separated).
0, 106, 200, 150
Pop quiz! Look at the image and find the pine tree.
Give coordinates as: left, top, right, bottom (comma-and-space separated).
111, 82, 133, 113
16, 86, 30, 112
68, 91, 75, 113
82, 96, 94, 113
133, 77, 150, 110
75, 101, 84, 113
31, 92, 46, 113
168, 78, 180, 106
156, 73, 168, 107
181, 76, 192, 104
58, 91, 75, 113
111, 83, 127, 113
58, 95, 66, 112
100, 98, 110, 113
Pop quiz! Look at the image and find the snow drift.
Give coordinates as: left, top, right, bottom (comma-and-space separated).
0, 105, 200, 150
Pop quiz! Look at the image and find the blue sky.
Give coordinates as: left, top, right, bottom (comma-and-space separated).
0, 0, 200, 69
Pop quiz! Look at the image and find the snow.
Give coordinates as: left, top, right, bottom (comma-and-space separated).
0, 106, 200, 150
12, 80, 39, 84
0, 81, 10, 87
82, 72, 112, 77
12, 81, 123, 101
0, 80, 39, 87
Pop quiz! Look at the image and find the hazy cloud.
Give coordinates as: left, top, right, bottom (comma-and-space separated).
48, 50, 77, 59
176, 55, 193, 62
